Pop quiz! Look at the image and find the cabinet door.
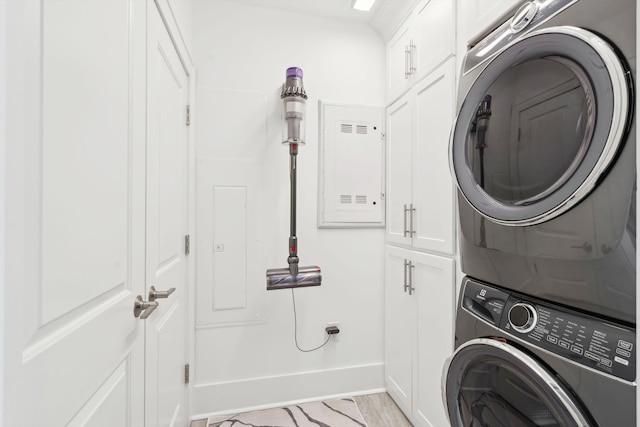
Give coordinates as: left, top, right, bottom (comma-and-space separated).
384, 246, 416, 415
387, 22, 413, 102
413, 0, 455, 81
413, 251, 455, 427
386, 95, 414, 246
412, 59, 456, 254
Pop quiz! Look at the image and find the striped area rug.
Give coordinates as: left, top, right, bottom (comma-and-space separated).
210, 398, 368, 427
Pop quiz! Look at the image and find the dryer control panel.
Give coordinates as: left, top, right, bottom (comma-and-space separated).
462, 278, 636, 382
465, 0, 579, 72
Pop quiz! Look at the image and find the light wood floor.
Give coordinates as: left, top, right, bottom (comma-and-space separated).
190, 392, 413, 427
353, 393, 413, 427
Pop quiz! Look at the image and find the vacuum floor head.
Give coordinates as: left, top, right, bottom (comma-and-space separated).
266, 266, 322, 290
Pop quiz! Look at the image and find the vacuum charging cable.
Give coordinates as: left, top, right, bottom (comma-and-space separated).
291, 289, 330, 353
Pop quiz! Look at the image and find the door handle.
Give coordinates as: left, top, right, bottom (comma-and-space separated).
149, 286, 176, 301
133, 295, 159, 319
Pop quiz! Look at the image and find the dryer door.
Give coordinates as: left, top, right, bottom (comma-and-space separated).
442, 338, 592, 426
451, 26, 632, 226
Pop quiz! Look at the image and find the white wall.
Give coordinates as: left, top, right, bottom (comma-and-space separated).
191, 0, 386, 416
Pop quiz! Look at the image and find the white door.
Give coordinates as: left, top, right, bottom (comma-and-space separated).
386, 95, 414, 246
144, 3, 190, 426
412, 59, 456, 255
4, 0, 146, 425
384, 246, 415, 416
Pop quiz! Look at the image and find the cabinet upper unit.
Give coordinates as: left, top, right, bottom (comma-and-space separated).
386, 0, 455, 103
386, 59, 457, 256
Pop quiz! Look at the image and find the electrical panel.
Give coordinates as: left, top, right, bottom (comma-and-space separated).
318, 102, 385, 228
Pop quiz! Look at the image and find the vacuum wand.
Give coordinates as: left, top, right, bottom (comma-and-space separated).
266, 67, 322, 290
288, 143, 299, 276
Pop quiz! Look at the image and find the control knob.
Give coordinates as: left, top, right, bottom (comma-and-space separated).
508, 302, 537, 333
510, 1, 539, 33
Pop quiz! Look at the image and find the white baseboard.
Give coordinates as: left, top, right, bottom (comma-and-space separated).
191, 362, 385, 419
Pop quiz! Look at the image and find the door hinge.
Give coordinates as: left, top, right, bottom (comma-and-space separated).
186, 105, 191, 126
381, 132, 386, 140
184, 364, 190, 384
185, 235, 190, 255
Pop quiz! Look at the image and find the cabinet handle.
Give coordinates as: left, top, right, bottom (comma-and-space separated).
409, 204, 416, 237
403, 259, 410, 293
404, 46, 411, 79
408, 261, 415, 295
409, 40, 416, 75
403, 204, 409, 237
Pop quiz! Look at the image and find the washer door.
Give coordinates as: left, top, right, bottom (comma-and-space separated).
451, 26, 632, 225
442, 338, 592, 427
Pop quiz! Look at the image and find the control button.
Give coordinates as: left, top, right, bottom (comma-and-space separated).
618, 340, 633, 351
585, 351, 600, 362
601, 358, 613, 368
508, 303, 537, 334
510, 1, 539, 33
616, 348, 631, 358
615, 356, 629, 366
558, 340, 570, 350
571, 345, 583, 355
547, 336, 558, 344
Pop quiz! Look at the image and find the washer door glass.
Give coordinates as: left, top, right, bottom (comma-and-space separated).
444, 339, 592, 427
451, 27, 631, 225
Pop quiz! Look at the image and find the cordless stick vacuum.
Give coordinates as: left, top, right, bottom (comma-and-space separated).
266, 67, 322, 290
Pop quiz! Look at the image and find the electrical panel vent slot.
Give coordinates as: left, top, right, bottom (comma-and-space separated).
356, 195, 367, 204
356, 125, 368, 134
340, 195, 352, 204
341, 123, 353, 133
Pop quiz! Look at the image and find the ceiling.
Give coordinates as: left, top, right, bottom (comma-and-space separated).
225, 0, 417, 40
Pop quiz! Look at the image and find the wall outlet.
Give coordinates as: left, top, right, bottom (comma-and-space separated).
326, 322, 340, 342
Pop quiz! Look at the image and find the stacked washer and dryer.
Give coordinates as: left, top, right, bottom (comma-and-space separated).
443, 0, 636, 426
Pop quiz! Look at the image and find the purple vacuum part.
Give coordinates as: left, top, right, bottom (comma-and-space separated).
286, 67, 303, 78
281, 66, 307, 100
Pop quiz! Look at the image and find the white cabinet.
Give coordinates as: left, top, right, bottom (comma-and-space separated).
387, 0, 455, 102
413, 0, 455, 82
385, 245, 455, 427
384, 246, 415, 416
386, 58, 457, 255
459, 0, 521, 47
387, 22, 414, 104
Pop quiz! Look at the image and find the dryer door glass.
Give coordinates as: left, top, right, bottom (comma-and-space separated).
465, 57, 593, 205
451, 27, 631, 225
444, 339, 592, 427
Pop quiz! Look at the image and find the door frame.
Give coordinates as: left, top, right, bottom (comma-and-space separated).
150, 0, 197, 420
